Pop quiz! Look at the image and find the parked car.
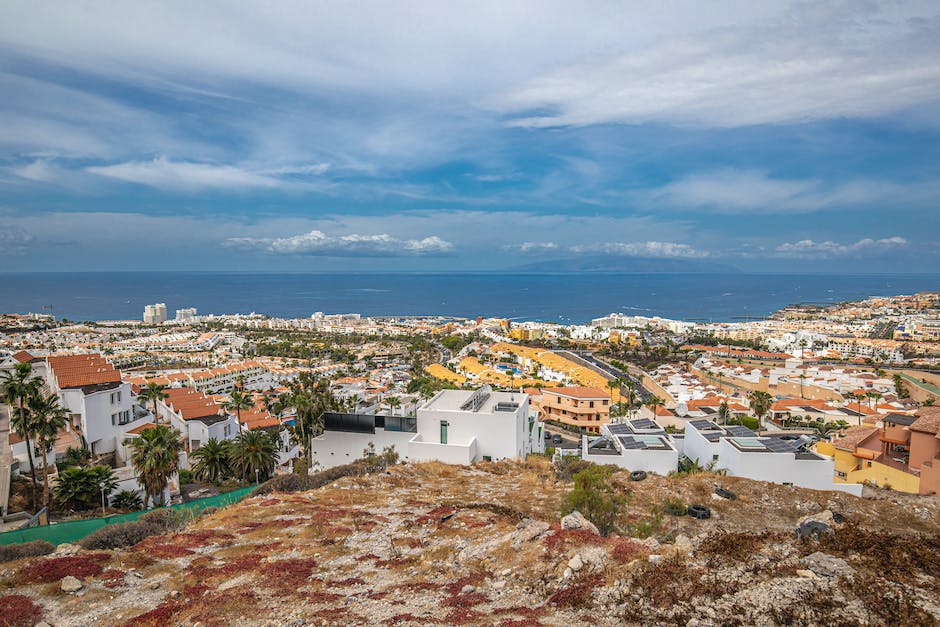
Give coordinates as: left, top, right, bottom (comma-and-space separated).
552, 434, 563, 444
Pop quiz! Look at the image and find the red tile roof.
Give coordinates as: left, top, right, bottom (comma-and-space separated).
48, 354, 121, 389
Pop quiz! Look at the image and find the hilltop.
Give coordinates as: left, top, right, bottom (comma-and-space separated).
2, 459, 939, 626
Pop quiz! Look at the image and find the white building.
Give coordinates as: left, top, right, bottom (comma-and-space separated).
581, 419, 679, 475
683, 419, 861, 495
310, 386, 543, 469
143, 303, 168, 325
175, 307, 198, 322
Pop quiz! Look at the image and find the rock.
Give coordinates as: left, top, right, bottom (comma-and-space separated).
500, 568, 512, 577
580, 546, 608, 569
672, 534, 693, 555
640, 537, 660, 550
562, 567, 572, 579
493, 580, 507, 590
53, 543, 81, 556
35, 622, 52, 627
148, 581, 160, 590
796, 569, 816, 578
798, 510, 836, 528
60, 576, 83, 593
460, 585, 476, 594
800, 552, 855, 578
568, 554, 584, 571
510, 519, 550, 548
647, 554, 663, 564
170, 590, 182, 599
561, 511, 599, 535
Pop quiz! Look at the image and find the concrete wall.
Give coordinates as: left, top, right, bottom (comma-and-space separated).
310, 429, 414, 470
719, 440, 861, 495
419, 398, 529, 461
909, 430, 940, 470
683, 426, 718, 466
408, 435, 477, 465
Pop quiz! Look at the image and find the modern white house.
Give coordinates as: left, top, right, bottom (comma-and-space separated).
582, 418, 679, 475
310, 386, 543, 469
684, 419, 862, 495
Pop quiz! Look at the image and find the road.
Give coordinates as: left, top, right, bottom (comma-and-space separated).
554, 350, 653, 402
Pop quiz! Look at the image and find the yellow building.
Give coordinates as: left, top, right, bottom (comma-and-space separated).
815, 426, 920, 494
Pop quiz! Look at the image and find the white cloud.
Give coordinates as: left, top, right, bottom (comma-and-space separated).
502, 241, 559, 255
570, 241, 708, 258
224, 230, 454, 257
775, 236, 908, 258
646, 169, 940, 214
499, 2, 940, 128
0, 223, 34, 254
85, 157, 327, 191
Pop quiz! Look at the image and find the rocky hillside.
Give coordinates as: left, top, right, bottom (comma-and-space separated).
2, 458, 939, 626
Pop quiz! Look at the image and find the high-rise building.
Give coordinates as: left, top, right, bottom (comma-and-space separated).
176, 307, 198, 322
143, 303, 168, 324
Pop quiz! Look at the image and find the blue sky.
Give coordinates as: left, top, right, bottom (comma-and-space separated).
1, 0, 939, 272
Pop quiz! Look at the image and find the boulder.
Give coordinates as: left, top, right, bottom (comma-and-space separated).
798, 510, 835, 527
60, 575, 83, 593
510, 519, 550, 548
800, 552, 855, 578
568, 554, 584, 571
561, 511, 599, 535
53, 543, 81, 556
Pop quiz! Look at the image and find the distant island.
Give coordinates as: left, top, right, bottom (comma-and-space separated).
510, 255, 741, 273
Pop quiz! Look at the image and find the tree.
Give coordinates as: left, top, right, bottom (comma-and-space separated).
125, 425, 184, 507
228, 430, 279, 483
223, 390, 255, 480
191, 438, 232, 484
54, 465, 118, 511
137, 382, 169, 424
717, 400, 731, 425
275, 373, 343, 469
866, 390, 882, 409
645, 395, 664, 416
893, 374, 908, 399
748, 390, 773, 435
3, 362, 43, 509
28, 391, 68, 508
561, 465, 627, 537
799, 374, 806, 399
111, 489, 143, 511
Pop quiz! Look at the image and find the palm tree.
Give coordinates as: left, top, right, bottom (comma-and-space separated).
718, 400, 731, 425
893, 373, 908, 399
125, 424, 184, 507
799, 374, 806, 399
223, 390, 255, 481
866, 390, 882, 410
386, 395, 401, 416
646, 395, 665, 417
191, 438, 232, 484
748, 390, 773, 435
276, 374, 341, 470
28, 391, 68, 508
137, 383, 168, 424
228, 430, 279, 483
2, 362, 42, 509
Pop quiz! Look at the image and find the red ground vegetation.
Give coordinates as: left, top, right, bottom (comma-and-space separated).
18, 553, 110, 583
416, 506, 455, 524
0, 594, 43, 627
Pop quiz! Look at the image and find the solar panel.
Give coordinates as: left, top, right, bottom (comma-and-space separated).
725, 425, 757, 438
607, 423, 632, 435
630, 418, 658, 429
731, 437, 766, 450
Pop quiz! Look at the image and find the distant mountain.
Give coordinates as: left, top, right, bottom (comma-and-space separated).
509, 255, 740, 273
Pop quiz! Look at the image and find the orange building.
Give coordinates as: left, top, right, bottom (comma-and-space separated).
538, 386, 610, 434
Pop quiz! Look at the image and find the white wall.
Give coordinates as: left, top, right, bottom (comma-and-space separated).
408, 435, 477, 465
718, 440, 862, 496
310, 428, 414, 470
683, 426, 719, 466
418, 397, 529, 461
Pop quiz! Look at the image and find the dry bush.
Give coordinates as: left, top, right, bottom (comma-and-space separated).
548, 574, 603, 608
811, 524, 940, 583
697, 530, 783, 565
81, 521, 162, 550
553, 457, 593, 482
0, 540, 54, 563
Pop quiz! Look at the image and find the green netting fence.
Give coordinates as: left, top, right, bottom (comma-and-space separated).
0, 486, 255, 547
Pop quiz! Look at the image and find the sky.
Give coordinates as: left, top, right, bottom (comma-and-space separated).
1, 0, 939, 273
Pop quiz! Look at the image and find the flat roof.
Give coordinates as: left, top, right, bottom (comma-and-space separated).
423, 387, 526, 414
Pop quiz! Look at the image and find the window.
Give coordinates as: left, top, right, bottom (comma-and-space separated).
589, 401, 594, 408
224, 424, 231, 438
112, 410, 131, 426
110, 391, 122, 404
440, 420, 449, 445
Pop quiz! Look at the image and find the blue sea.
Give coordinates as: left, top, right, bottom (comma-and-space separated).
0, 272, 937, 324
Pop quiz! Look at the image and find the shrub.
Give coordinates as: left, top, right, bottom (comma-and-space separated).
740, 416, 760, 430
111, 489, 144, 511
0, 594, 43, 627
252, 473, 305, 496
178, 469, 194, 485
54, 465, 118, 511
80, 520, 162, 550
0, 540, 54, 563
139, 508, 185, 532
553, 457, 593, 481
561, 465, 627, 536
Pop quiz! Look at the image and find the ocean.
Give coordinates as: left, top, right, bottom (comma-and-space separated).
0, 272, 937, 324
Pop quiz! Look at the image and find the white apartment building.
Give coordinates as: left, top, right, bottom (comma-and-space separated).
143, 303, 168, 325
310, 386, 543, 469
175, 307, 198, 322
683, 419, 861, 495
581, 419, 679, 475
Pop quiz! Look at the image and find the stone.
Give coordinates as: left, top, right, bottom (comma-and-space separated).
580, 546, 608, 568
493, 580, 507, 590
60, 576, 82, 593
510, 519, 550, 548
800, 552, 855, 578
647, 554, 663, 564
562, 567, 572, 579
148, 581, 161, 590
560, 511, 600, 535
798, 510, 836, 528
460, 585, 476, 594
501, 568, 512, 577
640, 537, 660, 550
568, 554, 584, 571
35, 622, 52, 627
796, 569, 816, 578
53, 543, 80, 556
673, 534, 693, 555
170, 590, 182, 599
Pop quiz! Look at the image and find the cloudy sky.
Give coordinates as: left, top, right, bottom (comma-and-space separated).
1, 0, 938, 272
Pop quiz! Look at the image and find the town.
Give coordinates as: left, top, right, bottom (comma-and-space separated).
1, 291, 939, 534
